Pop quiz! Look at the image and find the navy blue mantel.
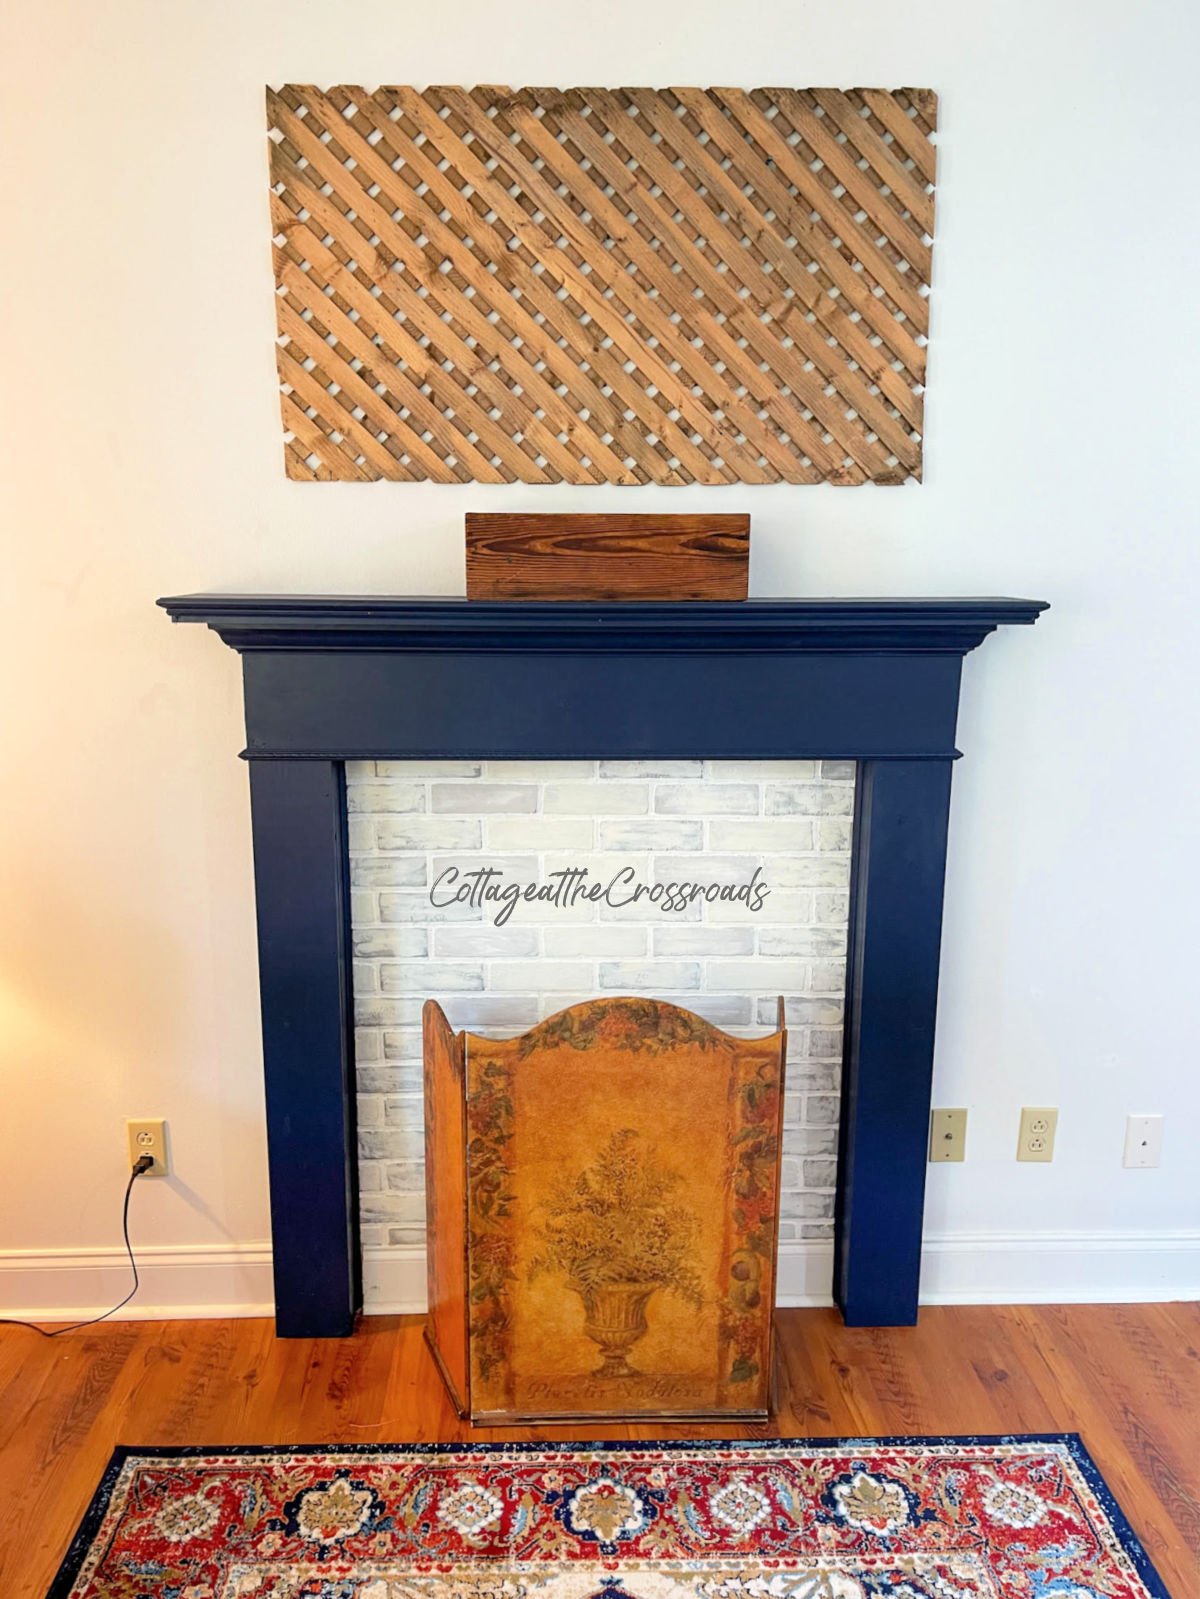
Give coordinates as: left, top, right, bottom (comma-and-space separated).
160, 595, 1048, 1339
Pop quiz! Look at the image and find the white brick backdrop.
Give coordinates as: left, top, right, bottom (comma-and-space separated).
347, 759, 854, 1264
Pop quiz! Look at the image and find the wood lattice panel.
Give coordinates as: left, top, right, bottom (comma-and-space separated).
267, 85, 938, 485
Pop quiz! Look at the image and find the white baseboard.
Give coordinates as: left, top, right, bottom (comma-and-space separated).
0, 1241, 275, 1323
362, 1230, 1200, 1315
913, 1227, 1200, 1306
3, 1231, 1196, 1324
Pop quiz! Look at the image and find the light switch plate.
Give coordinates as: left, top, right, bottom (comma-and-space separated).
929, 1107, 967, 1162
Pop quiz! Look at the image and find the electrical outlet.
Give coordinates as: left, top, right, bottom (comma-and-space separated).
126, 1118, 169, 1177
1123, 1114, 1163, 1169
929, 1107, 967, 1162
1017, 1106, 1058, 1162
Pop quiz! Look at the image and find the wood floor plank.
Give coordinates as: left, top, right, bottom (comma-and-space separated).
0, 1305, 1195, 1597
1009, 1302, 1200, 1594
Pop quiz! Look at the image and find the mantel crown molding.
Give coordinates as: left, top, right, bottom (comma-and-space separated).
158, 595, 1048, 656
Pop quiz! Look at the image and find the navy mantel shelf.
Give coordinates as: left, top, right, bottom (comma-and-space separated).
161, 594, 1047, 1339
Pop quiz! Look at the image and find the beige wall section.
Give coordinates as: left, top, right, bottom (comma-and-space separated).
1, 0, 1198, 1313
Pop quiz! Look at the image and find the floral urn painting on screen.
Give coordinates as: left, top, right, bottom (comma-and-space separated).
422, 995, 786, 1424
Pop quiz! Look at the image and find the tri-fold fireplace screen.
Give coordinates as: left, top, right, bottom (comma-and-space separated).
267, 85, 937, 484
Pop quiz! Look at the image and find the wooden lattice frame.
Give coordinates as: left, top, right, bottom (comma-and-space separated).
267, 85, 937, 485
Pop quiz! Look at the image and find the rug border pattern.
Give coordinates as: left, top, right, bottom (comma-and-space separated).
45, 1432, 1172, 1599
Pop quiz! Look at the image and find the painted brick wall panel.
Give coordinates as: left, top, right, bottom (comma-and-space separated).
348, 759, 853, 1256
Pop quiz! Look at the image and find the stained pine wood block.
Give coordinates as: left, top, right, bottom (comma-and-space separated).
465, 513, 750, 600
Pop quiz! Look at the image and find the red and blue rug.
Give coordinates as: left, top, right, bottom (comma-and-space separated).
49, 1435, 1170, 1597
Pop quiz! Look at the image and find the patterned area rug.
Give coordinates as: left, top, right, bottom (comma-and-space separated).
49, 1436, 1169, 1598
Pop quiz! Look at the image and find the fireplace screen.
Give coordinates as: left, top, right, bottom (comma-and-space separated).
425, 995, 785, 1422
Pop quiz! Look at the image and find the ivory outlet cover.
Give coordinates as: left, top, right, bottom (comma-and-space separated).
1017, 1106, 1058, 1162
126, 1118, 169, 1177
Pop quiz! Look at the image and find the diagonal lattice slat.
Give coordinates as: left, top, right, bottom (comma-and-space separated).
267, 85, 938, 485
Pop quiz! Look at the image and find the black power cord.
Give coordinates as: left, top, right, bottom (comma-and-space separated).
0, 1155, 155, 1339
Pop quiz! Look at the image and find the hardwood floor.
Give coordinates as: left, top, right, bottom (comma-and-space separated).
1, 1304, 1196, 1596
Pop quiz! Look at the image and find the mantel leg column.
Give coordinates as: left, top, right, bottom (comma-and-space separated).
834, 758, 954, 1326
248, 759, 360, 1337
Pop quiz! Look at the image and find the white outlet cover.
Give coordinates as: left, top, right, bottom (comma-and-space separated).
1123, 1113, 1164, 1169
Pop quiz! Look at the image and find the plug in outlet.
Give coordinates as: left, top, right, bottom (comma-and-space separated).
1017, 1106, 1057, 1162
929, 1108, 967, 1162
126, 1118, 169, 1177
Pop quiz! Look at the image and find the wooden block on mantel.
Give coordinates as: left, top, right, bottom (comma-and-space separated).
465, 513, 750, 600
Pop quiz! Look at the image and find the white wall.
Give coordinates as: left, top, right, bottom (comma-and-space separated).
2, 0, 1197, 1317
